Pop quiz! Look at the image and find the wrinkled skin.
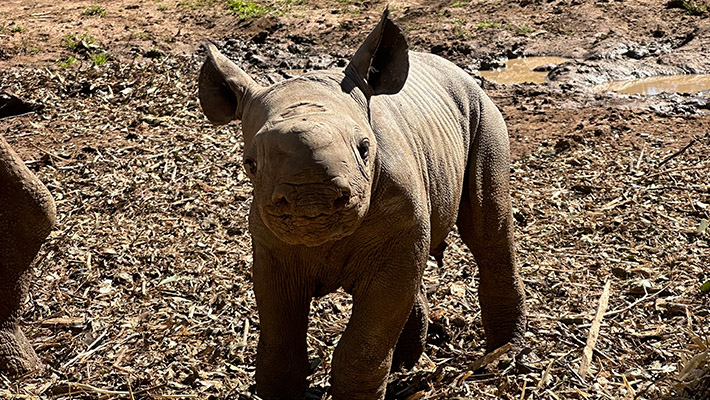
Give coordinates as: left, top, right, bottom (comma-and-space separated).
0, 136, 56, 377
199, 10, 525, 400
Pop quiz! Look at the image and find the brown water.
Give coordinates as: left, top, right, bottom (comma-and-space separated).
597, 74, 710, 95
477, 57, 570, 84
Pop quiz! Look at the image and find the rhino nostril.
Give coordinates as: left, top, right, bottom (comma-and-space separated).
272, 190, 289, 207
332, 179, 351, 209
333, 191, 350, 209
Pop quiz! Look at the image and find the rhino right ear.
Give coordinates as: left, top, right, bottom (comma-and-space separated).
345, 8, 409, 97
198, 42, 260, 125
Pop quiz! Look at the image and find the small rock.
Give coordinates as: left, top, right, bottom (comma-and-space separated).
0, 91, 42, 118
144, 48, 164, 59
431, 43, 448, 55
451, 315, 466, 327
248, 53, 269, 68
554, 139, 571, 153
611, 266, 629, 279
571, 184, 594, 195
655, 298, 686, 316
570, 134, 585, 144
287, 43, 303, 54
505, 49, 522, 59
665, 0, 686, 9
251, 31, 268, 44
532, 64, 559, 72
479, 59, 503, 71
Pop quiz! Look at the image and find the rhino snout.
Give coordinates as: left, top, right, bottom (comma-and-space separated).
270, 177, 352, 216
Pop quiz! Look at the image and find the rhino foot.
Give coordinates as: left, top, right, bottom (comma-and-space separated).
0, 326, 40, 377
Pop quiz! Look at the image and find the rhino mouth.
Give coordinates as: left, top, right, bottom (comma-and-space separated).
262, 205, 363, 246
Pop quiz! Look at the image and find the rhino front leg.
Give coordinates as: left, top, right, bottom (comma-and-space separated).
0, 271, 40, 377
331, 242, 426, 400
252, 244, 311, 400
457, 94, 525, 352
0, 327, 38, 377
1, 136, 56, 377
391, 286, 428, 372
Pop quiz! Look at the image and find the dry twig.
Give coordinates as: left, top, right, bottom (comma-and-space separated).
579, 281, 611, 380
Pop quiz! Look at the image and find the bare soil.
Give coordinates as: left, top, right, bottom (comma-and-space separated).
1, 0, 709, 399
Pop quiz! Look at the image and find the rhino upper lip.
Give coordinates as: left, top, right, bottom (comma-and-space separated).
269, 211, 334, 219
264, 203, 357, 220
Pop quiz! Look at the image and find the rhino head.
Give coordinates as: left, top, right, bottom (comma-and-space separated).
199, 10, 409, 247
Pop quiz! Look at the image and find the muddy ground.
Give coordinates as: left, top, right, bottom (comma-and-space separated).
1, 0, 709, 399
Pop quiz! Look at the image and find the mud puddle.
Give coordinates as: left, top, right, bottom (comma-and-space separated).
597, 74, 710, 95
478, 57, 570, 84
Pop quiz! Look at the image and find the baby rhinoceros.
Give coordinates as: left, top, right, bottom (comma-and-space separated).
0, 136, 56, 377
199, 10, 526, 400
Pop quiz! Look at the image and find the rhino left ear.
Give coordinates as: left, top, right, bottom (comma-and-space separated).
198, 42, 261, 125
345, 8, 409, 96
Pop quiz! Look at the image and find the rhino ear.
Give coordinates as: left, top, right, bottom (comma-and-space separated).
345, 8, 409, 96
198, 42, 260, 125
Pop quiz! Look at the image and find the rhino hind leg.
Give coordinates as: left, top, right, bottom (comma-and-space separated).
430, 240, 447, 269
391, 287, 429, 372
455, 95, 526, 352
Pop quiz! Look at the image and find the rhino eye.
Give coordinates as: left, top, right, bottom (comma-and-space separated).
357, 138, 370, 161
244, 157, 257, 175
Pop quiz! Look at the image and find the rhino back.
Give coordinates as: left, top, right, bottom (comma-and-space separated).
370, 51, 486, 245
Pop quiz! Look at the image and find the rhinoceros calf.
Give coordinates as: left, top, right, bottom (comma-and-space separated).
0, 136, 56, 377
199, 10, 525, 400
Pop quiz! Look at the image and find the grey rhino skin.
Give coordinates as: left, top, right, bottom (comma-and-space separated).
199, 10, 525, 400
0, 135, 56, 377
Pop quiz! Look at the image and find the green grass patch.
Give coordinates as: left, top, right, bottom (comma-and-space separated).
130, 30, 149, 40
450, 19, 469, 38
176, 0, 278, 19
177, 0, 270, 19
83, 5, 107, 16
91, 51, 110, 66
453, 25, 468, 38
476, 20, 501, 29
58, 56, 78, 68
506, 23, 534, 35
11, 25, 25, 33
63, 31, 97, 52
518, 24, 534, 34
451, 1, 469, 6
177, 0, 219, 8
14, 40, 40, 55
683, 0, 708, 15
226, 0, 271, 19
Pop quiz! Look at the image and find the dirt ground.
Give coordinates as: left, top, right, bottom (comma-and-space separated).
1, 0, 709, 399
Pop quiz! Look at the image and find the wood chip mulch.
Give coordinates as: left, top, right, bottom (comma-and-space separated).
0, 54, 708, 399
